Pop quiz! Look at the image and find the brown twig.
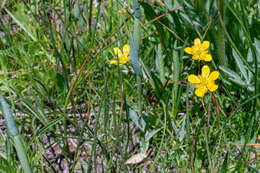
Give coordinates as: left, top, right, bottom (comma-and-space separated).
229, 99, 239, 116
202, 98, 207, 114
84, 102, 91, 121
144, 7, 183, 26
202, 12, 219, 40
161, 80, 187, 86
99, 33, 128, 53
0, 61, 72, 76
225, 143, 260, 147
213, 95, 227, 117
157, 20, 186, 44
191, 21, 202, 39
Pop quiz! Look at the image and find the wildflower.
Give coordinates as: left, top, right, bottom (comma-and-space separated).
188, 65, 219, 97
119, 8, 126, 14
110, 44, 130, 66
184, 38, 212, 61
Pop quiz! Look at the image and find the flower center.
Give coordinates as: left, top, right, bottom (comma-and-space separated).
199, 76, 208, 86
193, 45, 202, 55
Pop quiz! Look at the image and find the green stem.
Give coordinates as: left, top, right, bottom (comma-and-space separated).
204, 126, 213, 171
217, 0, 227, 66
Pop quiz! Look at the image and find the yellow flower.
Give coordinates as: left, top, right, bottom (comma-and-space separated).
184, 38, 212, 61
110, 44, 130, 66
188, 65, 219, 97
119, 8, 126, 14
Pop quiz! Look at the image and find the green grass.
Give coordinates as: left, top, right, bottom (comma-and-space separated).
0, 0, 259, 172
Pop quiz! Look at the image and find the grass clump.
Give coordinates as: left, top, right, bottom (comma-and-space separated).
0, 0, 259, 172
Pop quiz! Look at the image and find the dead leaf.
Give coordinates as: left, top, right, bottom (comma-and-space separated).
125, 153, 147, 165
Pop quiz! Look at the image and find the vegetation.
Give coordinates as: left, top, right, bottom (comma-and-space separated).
0, 0, 259, 172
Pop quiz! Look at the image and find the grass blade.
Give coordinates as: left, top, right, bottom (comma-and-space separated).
0, 95, 32, 173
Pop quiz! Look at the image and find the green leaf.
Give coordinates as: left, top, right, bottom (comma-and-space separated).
13, 136, 33, 173
145, 128, 162, 142
130, 33, 142, 76
133, 0, 141, 19
219, 66, 247, 86
56, 72, 66, 92
0, 96, 32, 173
129, 108, 146, 131
171, 115, 186, 142
171, 120, 179, 135
253, 38, 260, 64
140, 58, 155, 88
232, 49, 248, 82
133, 19, 141, 51
179, 115, 186, 141
0, 95, 18, 136
156, 44, 165, 82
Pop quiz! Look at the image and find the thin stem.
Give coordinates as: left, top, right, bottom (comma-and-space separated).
204, 126, 213, 171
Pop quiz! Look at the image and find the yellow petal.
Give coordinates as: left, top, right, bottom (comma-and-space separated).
201, 41, 210, 50
188, 74, 201, 84
119, 54, 127, 61
195, 83, 202, 89
195, 86, 207, 97
123, 56, 130, 63
207, 81, 218, 92
120, 61, 127, 65
209, 71, 219, 81
113, 47, 123, 57
184, 47, 193, 54
120, 58, 129, 65
194, 38, 201, 46
192, 55, 200, 60
119, 8, 126, 14
123, 44, 130, 56
201, 65, 210, 78
202, 53, 212, 61
110, 59, 119, 65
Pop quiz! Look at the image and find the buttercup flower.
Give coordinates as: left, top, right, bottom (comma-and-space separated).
184, 38, 212, 61
188, 65, 219, 97
119, 8, 126, 14
110, 44, 130, 66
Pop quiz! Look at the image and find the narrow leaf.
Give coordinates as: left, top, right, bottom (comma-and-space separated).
219, 66, 247, 86
156, 44, 165, 82
133, 0, 141, 19
232, 49, 248, 82
0, 95, 32, 173
133, 19, 141, 51
0, 95, 18, 136
129, 108, 146, 131
179, 115, 186, 141
171, 120, 179, 136
130, 33, 142, 76
13, 136, 33, 173
145, 128, 162, 142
